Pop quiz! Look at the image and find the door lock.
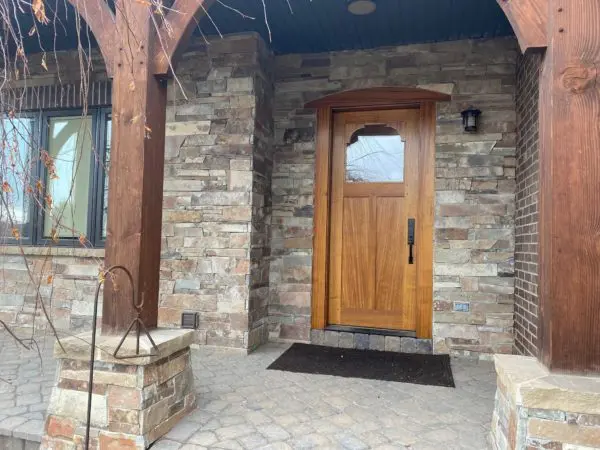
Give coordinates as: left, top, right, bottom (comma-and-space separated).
407, 218, 415, 264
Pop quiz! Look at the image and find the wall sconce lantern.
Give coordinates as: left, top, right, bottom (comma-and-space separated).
461, 107, 481, 133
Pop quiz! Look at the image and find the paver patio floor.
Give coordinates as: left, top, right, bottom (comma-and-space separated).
157, 343, 496, 450
0, 335, 496, 449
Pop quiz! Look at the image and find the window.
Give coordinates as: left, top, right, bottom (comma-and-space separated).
0, 109, 111, 247
0, 116, 37, 242
346, 125, 405, 183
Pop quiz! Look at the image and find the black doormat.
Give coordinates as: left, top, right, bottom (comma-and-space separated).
267, 343, 455, 388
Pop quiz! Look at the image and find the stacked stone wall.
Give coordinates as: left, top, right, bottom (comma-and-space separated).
0, 34, 273, 350
270, 37, 518, 356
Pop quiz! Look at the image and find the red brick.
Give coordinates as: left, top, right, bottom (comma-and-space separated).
98, 433, 139, 449
46, 415, 76, 439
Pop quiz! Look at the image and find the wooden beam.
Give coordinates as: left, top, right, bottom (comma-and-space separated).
305, 87, 451, 110
416, 102, 435, 339
538, 0, 600, 373
153, 0, 214, 75
101, 0, 167, 333
311, 108, 333, 330
63, 0, 217, 333
496, 0, 549, 52
67, 0, 117, 76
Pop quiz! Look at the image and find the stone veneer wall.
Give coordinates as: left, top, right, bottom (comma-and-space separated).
0, 34, 273, 350
159, 33, 274, 350
514, 52, 542, 357
269, 38, 518, 356
491, 354, 600, 450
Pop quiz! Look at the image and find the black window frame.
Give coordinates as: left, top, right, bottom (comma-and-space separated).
2, 107, 111, 248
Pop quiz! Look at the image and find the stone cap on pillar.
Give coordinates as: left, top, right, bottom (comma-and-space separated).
53, 328, 195, 366
495, 354, 600, 415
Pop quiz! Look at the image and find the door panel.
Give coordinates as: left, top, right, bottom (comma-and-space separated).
341, 198, 374, 311
375, 198, 405, 312
328, 109, 421, 331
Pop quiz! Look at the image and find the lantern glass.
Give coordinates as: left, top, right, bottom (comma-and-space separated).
461, 107, 480, 133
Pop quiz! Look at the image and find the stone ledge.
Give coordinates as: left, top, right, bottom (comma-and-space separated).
54, 329, 195, 366
495, 354, 600, 415
0, 245, 104, 258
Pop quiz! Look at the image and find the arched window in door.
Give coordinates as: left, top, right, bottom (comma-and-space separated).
345, 125, 405, 183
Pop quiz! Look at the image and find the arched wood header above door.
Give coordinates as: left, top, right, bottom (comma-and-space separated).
305, 87, 451, 110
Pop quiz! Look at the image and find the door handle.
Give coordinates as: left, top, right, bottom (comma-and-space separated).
407, 218, 415, 264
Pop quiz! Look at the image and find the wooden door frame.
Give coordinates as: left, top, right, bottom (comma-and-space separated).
307, 88, 446, 339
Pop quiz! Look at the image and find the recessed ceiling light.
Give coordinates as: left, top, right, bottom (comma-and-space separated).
347, 0, 376, 16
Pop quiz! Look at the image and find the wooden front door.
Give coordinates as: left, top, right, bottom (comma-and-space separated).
328, 108, 427, 331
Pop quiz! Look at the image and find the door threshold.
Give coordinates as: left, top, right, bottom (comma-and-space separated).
325, 325, 417, 338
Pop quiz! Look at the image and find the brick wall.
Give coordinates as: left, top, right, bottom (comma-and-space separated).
270, 38, 518, 356
513, 52, 541, 357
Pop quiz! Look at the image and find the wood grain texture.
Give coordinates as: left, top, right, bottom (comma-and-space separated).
416, 103, 435, 339
327, 114, 346, 325
344, 183, 405, 197
67, 0, 116, 76
311, 108, 333, 329
341, 198, 374, 311
496, 0, 549, 52
305, 88, 450, 109
102, 0, 167, 333
375, 198, 405, 314
153, 0, 215, 75
538, 0, 600, 373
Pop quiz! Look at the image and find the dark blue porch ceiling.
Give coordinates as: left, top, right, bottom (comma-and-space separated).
201, 0, 514, 54
15, 0, 514, 56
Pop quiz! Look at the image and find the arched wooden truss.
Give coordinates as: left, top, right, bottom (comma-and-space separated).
66, 0, 213, 77
495, 0, 549, 52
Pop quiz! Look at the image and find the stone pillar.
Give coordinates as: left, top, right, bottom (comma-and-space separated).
159, 34, 274, 351
41, 330, 195, 449
490, 355, 600, 449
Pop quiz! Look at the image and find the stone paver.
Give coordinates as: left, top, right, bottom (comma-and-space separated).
161, 343, 496, 449
0, 336, 496, 449
0, 335, 55, 443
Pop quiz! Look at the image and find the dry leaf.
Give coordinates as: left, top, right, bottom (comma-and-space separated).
2, 181, 11, 193
47, 275, 53, 284
11, 228, 20, 240
41, 53, 48, 71
36, 179, 44, 193
45, 194, 53, 209
50, 228, 59, 243
28, 26, 37, 37
78, 234, 87, 246
32, 0, 49, 24
98, 268, 106, 283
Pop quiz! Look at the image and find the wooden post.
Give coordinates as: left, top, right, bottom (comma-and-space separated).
499, 0, 600, 372
67, 0, 209, 333
537, 0, 600, 373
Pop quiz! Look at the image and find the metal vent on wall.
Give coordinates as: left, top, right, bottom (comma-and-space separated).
181, 312, 199, 329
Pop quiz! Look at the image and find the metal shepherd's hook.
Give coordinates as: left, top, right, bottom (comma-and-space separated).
84, 265, 159, 449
